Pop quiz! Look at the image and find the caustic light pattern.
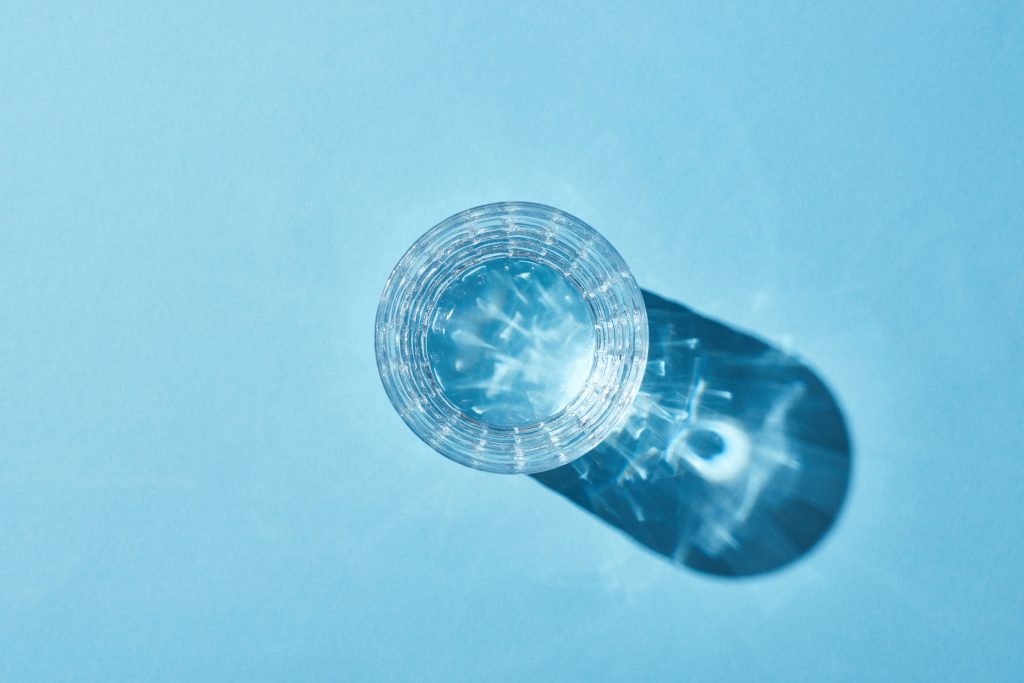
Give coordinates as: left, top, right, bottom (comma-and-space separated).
534, 293, 851, 577
427, 258, 596, 427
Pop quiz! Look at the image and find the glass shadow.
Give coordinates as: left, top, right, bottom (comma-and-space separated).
533, 291, 852, 578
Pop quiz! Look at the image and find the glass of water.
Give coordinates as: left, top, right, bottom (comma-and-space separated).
375, 202, 648, 474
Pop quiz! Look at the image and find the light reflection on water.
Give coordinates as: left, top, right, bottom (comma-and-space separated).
426, 257, 596, 427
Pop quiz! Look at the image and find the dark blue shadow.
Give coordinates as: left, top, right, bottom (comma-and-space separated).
533, 291, 852, 578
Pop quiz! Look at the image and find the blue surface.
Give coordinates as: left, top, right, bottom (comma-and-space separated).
1, 2, 1021, 680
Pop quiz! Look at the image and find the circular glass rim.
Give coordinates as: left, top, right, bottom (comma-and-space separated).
375, 201, 648, 474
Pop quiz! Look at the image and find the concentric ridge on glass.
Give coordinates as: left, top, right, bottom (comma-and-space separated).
375, 201, 648, 474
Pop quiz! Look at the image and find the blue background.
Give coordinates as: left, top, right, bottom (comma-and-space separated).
2, 2, 1021, 680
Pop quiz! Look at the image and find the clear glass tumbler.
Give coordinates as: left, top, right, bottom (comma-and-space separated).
375, 202, 648, 474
